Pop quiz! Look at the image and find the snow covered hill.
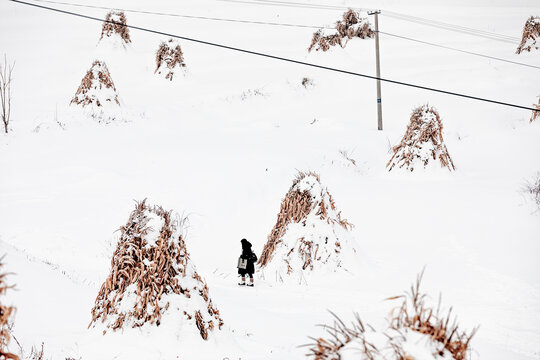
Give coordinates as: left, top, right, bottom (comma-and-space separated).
0, 0, 539, 359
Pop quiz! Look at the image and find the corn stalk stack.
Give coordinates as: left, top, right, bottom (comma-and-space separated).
100, 11, 132, 46
70, 60, 121, 123
531, 96, 539, 123
0, 262, 19, 360
89, 200, 223, 340
516, 16, 540, 54
155, 39, 187, 81
258, 172, 354, 283
308, 9, 374, 52
387, 104, 455, 172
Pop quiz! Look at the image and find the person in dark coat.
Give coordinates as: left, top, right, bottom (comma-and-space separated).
238, 238, 257, 286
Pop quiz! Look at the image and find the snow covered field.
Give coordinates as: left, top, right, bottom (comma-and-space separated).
0, 0, 539, 359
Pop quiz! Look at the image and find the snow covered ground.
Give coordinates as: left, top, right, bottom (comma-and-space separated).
0, 0, 539, 359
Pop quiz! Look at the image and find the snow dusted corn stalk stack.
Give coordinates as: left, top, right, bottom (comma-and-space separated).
0, 262, 18, 360
100, 11, 131, 46
531, 96, 539, 122
516, 16, 540, 54
89, 200, 223, 340
306, 273, 476, 360
308, 9, 374, 52
155, 39, 187, 81
387, 104, 455, 172
258, 172, 354, 283
70, 60, 121, 123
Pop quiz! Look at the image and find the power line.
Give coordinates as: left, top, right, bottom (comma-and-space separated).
378, 31, 540, 70
219, 0, 521, 44
27, 0, 332, 29
8, 0, 538, 113
25, 0, 537, 70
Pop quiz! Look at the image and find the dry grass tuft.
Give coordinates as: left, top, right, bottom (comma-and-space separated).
100, 11, 131, 44
516, 16, 540, 54
0, 261, 18, 360
305, 312, 378, 360
89, 199, 223, 340
70, 60, 119, 108
308, 9, 374, 52
387, 272, 477, 360
258, 171, 353, 268
155, 39, 187, 81
387, 104, 455, 172
524, 173, 540, 208
531, 96, 539, 123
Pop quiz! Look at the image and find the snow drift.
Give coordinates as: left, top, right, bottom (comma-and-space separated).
308, 9, 374, 52
258, 172, 354, 283
89, 200, 223, 340
387, 104, 455, 172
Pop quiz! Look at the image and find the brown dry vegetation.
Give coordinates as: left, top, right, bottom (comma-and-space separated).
387, 272, 477, 360
387, 105, 455, 172
306, 273, 476, 360
70, 61, 119, 107
0, 262, 18, 360
100, 11, 131, 44
89, 200, 223, 340
531, 96, 539, 123
308, 9, 374, 52
516, 16, 540, 54
258, 171, 353, 268
306, 313, 378, 360
155, 39, 186, 81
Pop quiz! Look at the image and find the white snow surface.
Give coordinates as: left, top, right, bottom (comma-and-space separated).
0, 0, 540, 359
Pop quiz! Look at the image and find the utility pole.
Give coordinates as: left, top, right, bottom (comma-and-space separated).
369, 10, 383, 130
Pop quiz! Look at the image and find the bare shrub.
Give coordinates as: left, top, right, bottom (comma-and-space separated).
302, 77, 314, 88
100, 11, 131, 44
258, 171, 353, 273
70, 60, 119, 108
531, 96, 539, 123
387, 104, 455, 172
524, 174, 540, 208
0, 55, 15, 134
308, 9, 374, 52
155, 39, 186, 81
0, 260, 18, 360
516, 16, 540, 54
89, 200, 223, 340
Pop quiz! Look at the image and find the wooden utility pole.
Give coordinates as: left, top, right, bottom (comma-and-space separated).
369, 10, 383, 130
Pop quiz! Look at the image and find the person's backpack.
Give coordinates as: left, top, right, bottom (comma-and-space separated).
237, 257, 248, 270
251, 252, 258, 263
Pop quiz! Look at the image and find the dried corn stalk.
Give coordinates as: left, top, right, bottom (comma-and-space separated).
305, 273, 476, 360
308, 9, 374, 52
516, 16, 540, 54
258, 172, 353, 280
387, 272, 477, 360
100, 11, 131, 44
531, 96, 539, 123
387, 104, 455, 172
0, 262, 19, 360
89, 200, 223, 340
155, 39, 187, 81
70, 60, 120, 108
